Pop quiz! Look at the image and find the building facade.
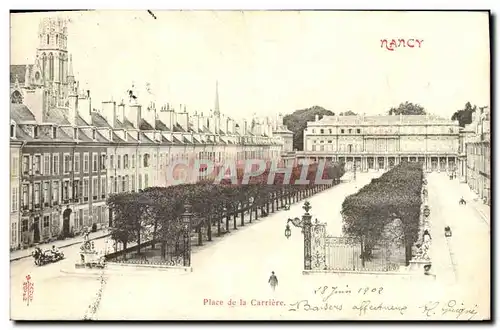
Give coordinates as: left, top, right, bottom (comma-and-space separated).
9, 17, 286, 249
297, 114, 460, 172
462, 107, 490, 204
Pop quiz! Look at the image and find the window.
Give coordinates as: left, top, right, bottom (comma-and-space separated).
43, 182, 49, 206
138, 174, 143, 190
93, 177, 98, 200
22, 219, 28, 232
11, 223, 17, 245
74, 154, 80, 173
73, 179, 80, 201
33, 155, 41, 174
348, 129, 352, 134
22, 155, 29, 174
11, 187, 18, 212
83, 209, 89, 227
109, 176, 114, 194
329, 129, 332, 134
131, 175, 136, 191
328, 140, 333, 143
46, 34, 49, 45
144, 174, 149, 188
132, 155, 136, 168
123, 155, 129, 169
114, 177, 117, 194
100, 154, 106, 170
92, 129, 96, 140
73, 128, 78, 139
340, 129, 345, 134
122, 176, 126, 192
52, 181, 59, 204
320, 145, 324, 151
92, 153, 98, 172
110, 155, 114, 169
144, 154, 150, 167
63, 154, 72, 174
83, 153, 89, 173
312, 129, 315, 134
63, 181, 70, 202
10, 124, 15, 138
139, 155, 142, 168
357, 129, 361, 134
34, 183, 40, 207
101, 177, 106, 198
22, 184, 29, 209
52, 154, 59, 175
43, 215, 50, 228
83, 178, 89, 201
320, 129, 324, 134
117, 155, 121, 169
52, 126, 57, 139
43, 154, 50, 175
34, 126, 39, 138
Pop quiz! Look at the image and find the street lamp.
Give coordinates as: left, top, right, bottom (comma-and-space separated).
283, 200, 314, 270
284, 223, 291, 239
181, 203, 193, 267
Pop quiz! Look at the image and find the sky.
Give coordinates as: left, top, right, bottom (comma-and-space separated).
10, 10, 490, 120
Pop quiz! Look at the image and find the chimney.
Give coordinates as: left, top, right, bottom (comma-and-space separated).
315, 114, 319, 122
116, 102, 125, 124
102, 101, 116, 128
125, 103, 142, 129
77, 93, 92, 125
67, 94, 78, 126
157, 105, 174, 131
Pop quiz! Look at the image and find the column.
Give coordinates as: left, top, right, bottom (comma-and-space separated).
446, 157, 449, 172
384, 156, 388, 170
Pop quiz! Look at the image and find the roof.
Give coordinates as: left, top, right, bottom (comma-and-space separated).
91, 112, 111, 128
183, 136, 192, 144
45, 107, 70, 125
139, 132, 154, 143
155, 119, 169, 131
139, 119, 154, 130
173, 124, 185, 132
11, 104, 36, 123
315, 114, 456, 126
173, 136, 183, 144
76, 114, 90, 126
10, 65, 32, 84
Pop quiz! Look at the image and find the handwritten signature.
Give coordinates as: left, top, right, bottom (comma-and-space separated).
419, 300, 478, 320
289, 299, 343, 312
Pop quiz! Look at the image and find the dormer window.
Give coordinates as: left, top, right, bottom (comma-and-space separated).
92, 129, 96, 140
73, 128, 78, 139
108, 130, 112, 140
52, 126, 57, 139
33, 126, 39, 138
10, 123, 15, 138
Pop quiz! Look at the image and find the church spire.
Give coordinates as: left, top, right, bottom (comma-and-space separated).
214, 80, 220, 117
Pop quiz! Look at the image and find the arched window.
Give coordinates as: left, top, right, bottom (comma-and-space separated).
144, 154, 150, 168
10, 123, 16, 138
48, 53, 54, 81
41, 53, 47, 80
11, 90, 22, 104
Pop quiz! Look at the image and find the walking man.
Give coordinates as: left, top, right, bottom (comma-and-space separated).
268, 271, 278, 291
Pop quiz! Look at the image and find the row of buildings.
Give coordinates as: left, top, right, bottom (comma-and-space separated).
297, 108, 491, 204
9, 18, 293, 249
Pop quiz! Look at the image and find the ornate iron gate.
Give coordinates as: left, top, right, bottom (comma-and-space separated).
310, 220, 401, 272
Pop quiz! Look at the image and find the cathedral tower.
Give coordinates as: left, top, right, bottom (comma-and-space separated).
36, 17, 70, 107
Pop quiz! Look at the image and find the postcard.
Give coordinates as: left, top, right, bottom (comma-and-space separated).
9, 10, 490, 320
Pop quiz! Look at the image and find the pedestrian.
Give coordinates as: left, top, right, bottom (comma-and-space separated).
268, 271, 278, 291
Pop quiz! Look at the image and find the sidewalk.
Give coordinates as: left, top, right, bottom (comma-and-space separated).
10, 229, 111, 262
456, 181, 490, 225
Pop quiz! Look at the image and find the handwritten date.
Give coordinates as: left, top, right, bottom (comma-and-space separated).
314, 285, 383, 302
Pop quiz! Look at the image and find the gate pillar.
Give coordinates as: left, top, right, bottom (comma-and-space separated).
311, 219, 327, 270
